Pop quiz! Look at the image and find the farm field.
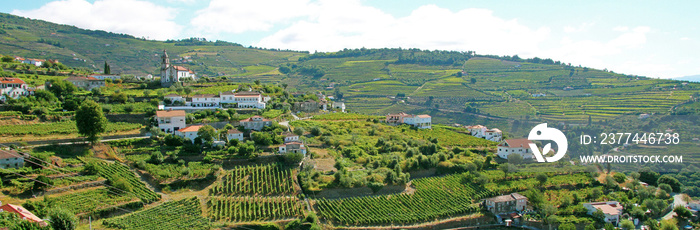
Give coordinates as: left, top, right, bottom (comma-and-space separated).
316, 173, 492, 226
103, 197, 210, 230
208, 196, 305, 222
210, 164, 296, 196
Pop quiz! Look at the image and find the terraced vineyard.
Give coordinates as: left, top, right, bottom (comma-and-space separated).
208, 196, 305, 222
51, 188, 139, 216
316, 173, 493, 226
81, 158, 161, 203
210, 164, 296, 196
0, 121, 142, 136
103, 197, 209, 230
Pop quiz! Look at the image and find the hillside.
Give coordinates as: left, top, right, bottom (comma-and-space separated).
1, 12, 698, 129
0, 13, 305, 77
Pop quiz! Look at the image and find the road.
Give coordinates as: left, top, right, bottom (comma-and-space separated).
662, 193, 687, 220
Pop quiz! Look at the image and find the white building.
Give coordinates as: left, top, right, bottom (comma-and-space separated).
466, 125, 503, 142
482, 193, 528, 214
403, 114, 432, 129
164, 94, 185, 103
160, 50, 196, 87
226, 129, 244, 142
282, 132, 300, 143
156, 110, 187, 133
192, 94, 220, 107
175, 125, 203, 143
0, 77, 31, 100
583, 201, 623, 224
0, 149, 24, 169
278, 142, 306, 156
386, 113, 432, 129
16, 57, 45, 67
332, 102, 346, 112
64, 76, 105, 90
497, 139, 534, 159
90, 74, 121, 80
240, 116, 273, 131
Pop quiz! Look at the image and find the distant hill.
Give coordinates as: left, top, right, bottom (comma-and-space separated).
1, 12, 698, 127
676, 75, 700, 82
0, 13, 306, 76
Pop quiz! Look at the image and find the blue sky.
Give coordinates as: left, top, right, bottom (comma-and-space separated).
1, 0, 698, 79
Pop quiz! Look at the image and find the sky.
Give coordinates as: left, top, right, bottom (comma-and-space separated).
1, 0, 698, 79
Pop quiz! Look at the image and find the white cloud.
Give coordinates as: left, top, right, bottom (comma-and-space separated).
564, 22, 594, 33
252, 1, 550, 55
190, 0, 314, 34
12, 0, 182, 40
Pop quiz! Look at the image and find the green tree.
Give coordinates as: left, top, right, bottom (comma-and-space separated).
75, 100, 107, 143
111, 92, 128, 103
507, 153, 524, 165
620, 219, 635, 230
657, 175, 682, 193
284, 152, 304, 165
47, 79, 77, 99
559, 222, 576, 230
536, 173, 548, 186
104, 61, 111, 74
470, 77, 476, 84
585, 222, 596, 230
197, 125, 217, 144
112, 178, 133, 193
604, 223, 615, 230
48, 208, 78, 230
674, 205, 692, 220
33, 175, 53, 190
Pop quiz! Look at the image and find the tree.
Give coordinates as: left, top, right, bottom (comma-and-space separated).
149, 151, 164, 164
674, 205, 692, 220
197, 125, 217, 144
470, 77, 476, 84
620, 219, 635, 230
104, 61, 111, 74
613, 173, 627, 183
660, 220, 678, 230
536, 173, 548, 186
75, 100, 107, 143
508, 153, 523, 165
48, 208, 78, 230
559, 222, 576, 230
659, 183, 673, 193
500, 163, 516, 175
33, 175, 53, 190
657, 175, 682, 193
111, 92, 128, 103
47, 79, 77, 99
112, 178, 133, 193
585, 222, 596, 230
284, 152, 304, 165
604, 223, 615, 230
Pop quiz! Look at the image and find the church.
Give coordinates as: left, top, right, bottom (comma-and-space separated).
160, 50, 196, 87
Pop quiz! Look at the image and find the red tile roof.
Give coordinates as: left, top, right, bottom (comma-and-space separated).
227, 129, 242, 134
0, 204, 47, 226
164, 94, 181, 97
178, 125, 203, 133
498, 139, 533, 148
416, 114, 431, 118
156, 110, 186, 117
0, 149, 21, 160
0, 78, 26, 84
192, 94, 217, 98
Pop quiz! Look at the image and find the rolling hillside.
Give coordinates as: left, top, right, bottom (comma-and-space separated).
1, 12, 698, 128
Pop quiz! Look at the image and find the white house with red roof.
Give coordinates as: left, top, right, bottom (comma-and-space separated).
386, 112, 432, 129
0, 149, 24, 169
583, 201, 623, 224
497, 139, 534, 159
90, 74, 121, 80
482, 193, 528, 214
240, 116, 273, 131
226, 129, 244, 142
156, 110, 187, 133
0, 203, 48, 226
164, 91, 266, 109
160, 50, 196, 87
15, 57, 45, 67
64, 76, 105, 90
278, 141, 307, 156
0, 77, 31, 100
466, 125, 503, 142
175, 125, 203, 142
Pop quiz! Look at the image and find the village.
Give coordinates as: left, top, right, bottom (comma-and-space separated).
0, 49, 698, 230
